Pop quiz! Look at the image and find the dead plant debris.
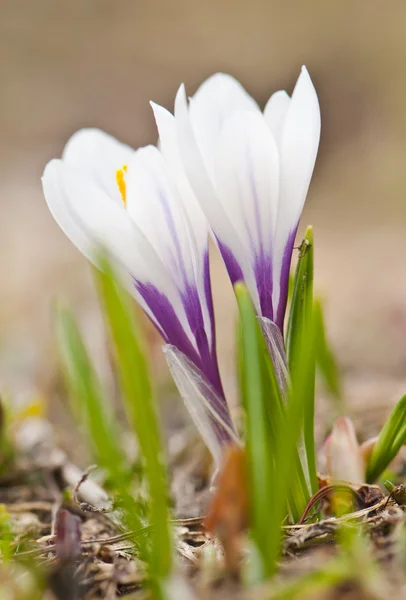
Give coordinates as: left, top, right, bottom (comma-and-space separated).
2, 418, 406, 599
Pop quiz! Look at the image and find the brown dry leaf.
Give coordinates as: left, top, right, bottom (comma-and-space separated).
204, 445, 248, 574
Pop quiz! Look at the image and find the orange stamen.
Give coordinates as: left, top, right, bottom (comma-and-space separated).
115, 164, 128, 206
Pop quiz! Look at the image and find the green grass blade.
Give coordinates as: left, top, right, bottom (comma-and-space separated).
55, 305, 150, 563
288, 453, 312, 523
273, 303, 317, 537
259, 321, 308, 523
94, 259, 172, 582
286, 226, 317, 495
314, 298, 342, 402
55, 305, 129, 480
366, 394, 406, 483
264, 558, 350, 600
235, 283, 275, 578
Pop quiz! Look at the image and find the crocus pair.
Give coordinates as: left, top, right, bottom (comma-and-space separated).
42, 66, 321, 464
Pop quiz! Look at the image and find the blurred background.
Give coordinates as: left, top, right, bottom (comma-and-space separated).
2, 0, 406, 412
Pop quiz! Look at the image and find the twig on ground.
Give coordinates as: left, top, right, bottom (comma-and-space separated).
72, 466, 112, 514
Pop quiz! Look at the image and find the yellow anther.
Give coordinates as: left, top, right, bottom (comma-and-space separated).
116, 164, 128, 206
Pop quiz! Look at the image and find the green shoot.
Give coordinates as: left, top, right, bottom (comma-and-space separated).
274, 296, 317, 533
236, 280, 316, 578
366, 394, 406, 483
286, 226, 317, 495
0, 396, 15, 475
0, 505, 13, 562
94, 258, 172, 586
55, 304, 149, 567
55, 305, 129, 482
264, 558, 351, 600
236, 282, 275, 579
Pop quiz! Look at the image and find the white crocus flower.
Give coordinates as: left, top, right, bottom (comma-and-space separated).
152, 66, 320, 334
42, 129, 237, 463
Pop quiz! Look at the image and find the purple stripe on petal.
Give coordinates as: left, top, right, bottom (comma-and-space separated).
181, 282, 205, 338
254, 253, 273, 322
157, 188, 188, 283
216, 239, 244, 284
274, 227, 298, 332
203, 251, 227, 401
181, 278, 225, 400
135, 280, 201, 366
203, 250, 216, 354
139, 279, 233, 437
135, 278, 226, 401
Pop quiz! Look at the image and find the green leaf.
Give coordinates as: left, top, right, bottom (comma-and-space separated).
236, 282, 315, 577
263, 557, 350, 600
236, 283, 277, 578
55, 305, 155, 578
286, 226, 317, 495
258, 321, 308, 523
55, 305, 128, 479
0, 505, 13, 562
366, 394, 406, 483
94, 258, 172, 583
272, 298, 316, 534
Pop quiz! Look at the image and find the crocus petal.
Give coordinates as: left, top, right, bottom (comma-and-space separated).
214, 111, 279, 258
150, 103, 217, 356
174, 85, 259, 307
62, 128, 134, 203
279, 66, 320, 229
258, 316, 289, 395
135, 281, 203, 364
188, 73, 260, 178
45, 150, 223, 394
125, 145, 215, 355
263, 90, 291, 147
125, 146, 196, 288
43, 159, 95, 262
43, 158, 146, 278
213, 111, 279, 318
44, 124, 235, 462
150, 101, 208, 256
173, 68, 320, 335
42, 159, 185, 336
272, 66, 321, 321
164, 344, 239, 466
